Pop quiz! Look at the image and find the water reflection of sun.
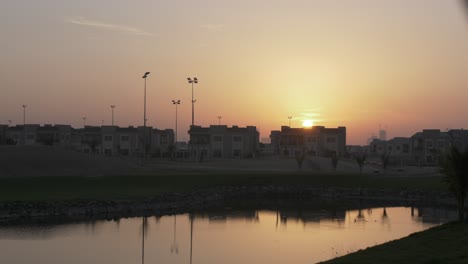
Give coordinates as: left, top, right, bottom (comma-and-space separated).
302, 120, 313, 128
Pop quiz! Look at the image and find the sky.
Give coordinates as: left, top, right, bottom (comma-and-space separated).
1, 0, 468, 145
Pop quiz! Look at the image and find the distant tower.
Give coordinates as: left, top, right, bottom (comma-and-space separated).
379, 129, 387, 141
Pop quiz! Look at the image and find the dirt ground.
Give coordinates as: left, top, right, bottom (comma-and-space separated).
0, 146, 441, 177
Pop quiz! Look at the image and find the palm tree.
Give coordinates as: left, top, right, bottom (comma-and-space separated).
381, 151, 391, 174
440, 145, 468, 221
331, 153, 339, 171
355, 153, 366, 174
295, 149, 307, 170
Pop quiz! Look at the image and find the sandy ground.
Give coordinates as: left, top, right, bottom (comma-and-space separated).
0, 146, 441, 177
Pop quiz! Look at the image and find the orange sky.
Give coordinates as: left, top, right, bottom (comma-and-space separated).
1, 0, 468, 144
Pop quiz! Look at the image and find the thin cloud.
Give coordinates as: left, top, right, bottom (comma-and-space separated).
200, 24, 225, 32
67, 16, 153, 36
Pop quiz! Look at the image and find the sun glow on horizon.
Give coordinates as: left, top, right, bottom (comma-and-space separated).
302, 120, 314, 128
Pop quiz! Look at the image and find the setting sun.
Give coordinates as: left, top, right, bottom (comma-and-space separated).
302, 120, 314, 128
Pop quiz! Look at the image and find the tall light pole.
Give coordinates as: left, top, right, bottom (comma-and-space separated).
217, 116, 222, 125
111, 105, 116, 126
187, 77, 198, 126
22, 105, 27, 125
288, 116, 292, 127
142, 72, 150, 159
82, 117, 86, 127
172, 100, 180, 144
8, 120, 12, 126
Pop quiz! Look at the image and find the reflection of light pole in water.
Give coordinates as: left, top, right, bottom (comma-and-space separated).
276, 210, 279, 230
171, 215, 179, 254
189, 214, 194, 264
141, 217, 147, 264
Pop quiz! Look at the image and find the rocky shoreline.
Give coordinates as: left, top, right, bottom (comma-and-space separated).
0, 185, 456, 223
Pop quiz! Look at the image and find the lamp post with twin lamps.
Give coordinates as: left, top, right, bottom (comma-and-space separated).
187, 77, 198, 126
172, 100, 180, 144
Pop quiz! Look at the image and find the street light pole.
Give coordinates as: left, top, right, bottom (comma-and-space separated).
288, 116, 292, 128
111, 105, 116, 126
82, 117, 86, 127
217, 116, 221, 125
22, 105, 27, 125
142, 72, 150, 159
187, 77, 198, 126
172, 100, 180, 143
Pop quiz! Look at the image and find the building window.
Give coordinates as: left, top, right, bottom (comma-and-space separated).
396, 146, 401, 151
425, 140, 433, 148
160, 135, 168, 144
403, 144, 409, 153
104, 148, 112, 156
388, 146, 393, 151
307, 137, 317, 143
438, 140, 445, 149
27, 134, 35, 139
233, 149, 241, 157
104, 135, 113, 141
327, 137, 336, 143
233, 136, 243, 142
213, 136, 223, 143
213, 149, 222, 158
426, 155, 433, 163
120, 135, 129, 142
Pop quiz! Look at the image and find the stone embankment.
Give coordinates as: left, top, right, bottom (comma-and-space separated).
0, 185, 455, 222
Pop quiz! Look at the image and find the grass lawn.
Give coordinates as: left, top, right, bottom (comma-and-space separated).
0, 172, 446, 202
321, 221, 468, 264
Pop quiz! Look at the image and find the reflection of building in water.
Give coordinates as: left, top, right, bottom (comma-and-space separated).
277, 209, 346, 225
191, 209, 346, 226
192, 210, 259, 223
412, 207, 458, 224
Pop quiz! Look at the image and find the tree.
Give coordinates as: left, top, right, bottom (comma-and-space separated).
331, 153, 339, 171
295, 150, 306, 171
381, 151, 391, 174
440, 144, 468, 221
355, 153, 366, 174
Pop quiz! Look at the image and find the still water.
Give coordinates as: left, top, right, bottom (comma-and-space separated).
0, 206, 456, 264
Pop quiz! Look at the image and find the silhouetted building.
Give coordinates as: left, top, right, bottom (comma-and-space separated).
0, 125, 7, 145
270, 126, 346, 157
188, 125, 259, 159
2, 124, 174, 158
368, 137, 412, 165
368, 129, 468, 166
411, 129, 450, 165
151, 128, 175, 157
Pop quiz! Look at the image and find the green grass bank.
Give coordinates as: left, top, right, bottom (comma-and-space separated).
321, 221, 468, 264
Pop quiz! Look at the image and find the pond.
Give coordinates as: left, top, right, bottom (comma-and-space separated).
0, 205, 457, 264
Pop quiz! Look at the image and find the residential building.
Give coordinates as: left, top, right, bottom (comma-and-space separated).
0, 125, 7, 144
368, 137, 412, 165
411, 129, 450, 165
151, 128, 175, 157
188, 125, 259, 159
270, 126, 346, 157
